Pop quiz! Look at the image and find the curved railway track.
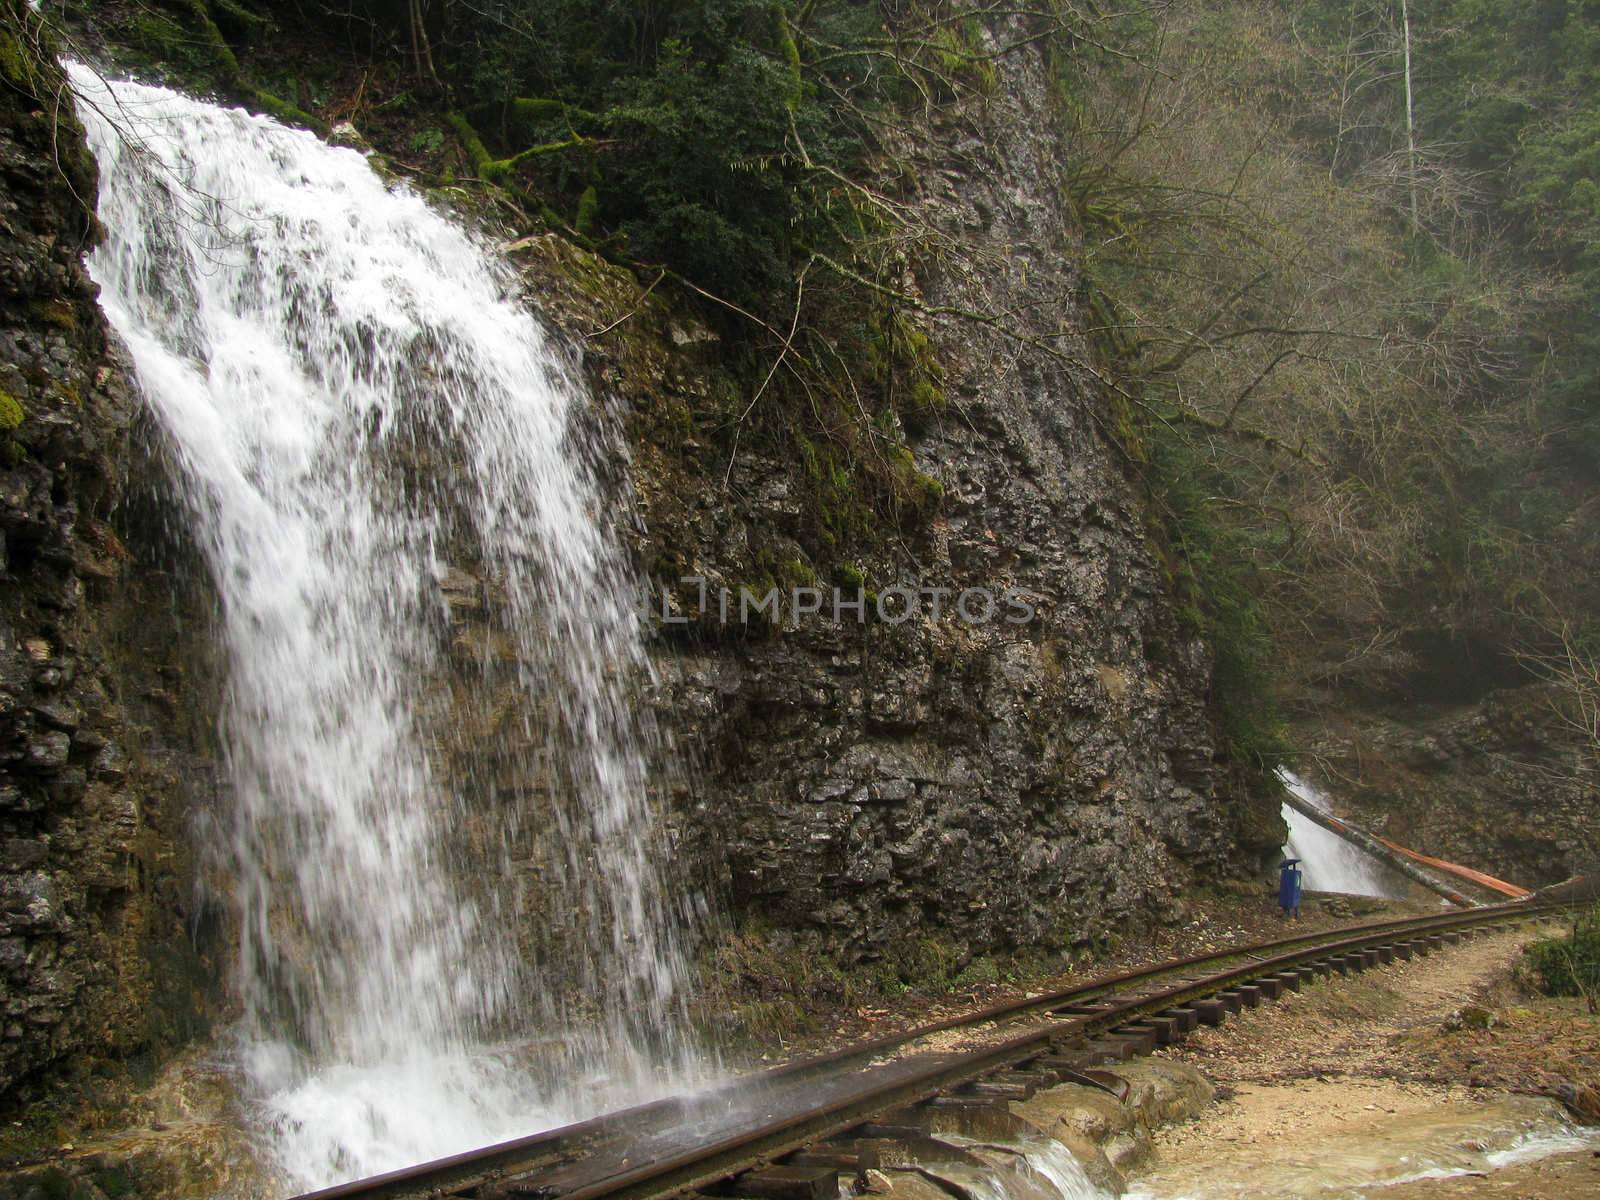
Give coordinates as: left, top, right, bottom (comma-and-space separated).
295, 900, 1556, 1200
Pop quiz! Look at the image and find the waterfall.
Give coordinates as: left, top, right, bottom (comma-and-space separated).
1278, 770, 1403, 899
69, 66, 703, 1189
1017, 1136, 1113, 1200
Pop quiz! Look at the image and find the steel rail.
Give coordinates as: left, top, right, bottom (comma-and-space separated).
533, 901, 1550, 1200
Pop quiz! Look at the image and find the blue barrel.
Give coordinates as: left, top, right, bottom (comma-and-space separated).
1279, 858, 1303, 914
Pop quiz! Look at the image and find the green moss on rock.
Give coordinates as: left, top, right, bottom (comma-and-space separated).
127, 11, 220, 83
0, 26, 30, 89
175, 0, 240, 79
910, 378, 946, 411
208, 0, 266, 44
33, 298, 77, 331
0, 388, 23, 430
249, 88, 327, 135
447, 111, 494, 176
507, 96, 596, 133
575, 184, 599, 236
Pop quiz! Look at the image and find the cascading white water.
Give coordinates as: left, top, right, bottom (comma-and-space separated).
69, 66, 703, 1189
1278, 769, 1402, 898
1015, 1137, 1112, 1200
925, 1134, 1112, 1200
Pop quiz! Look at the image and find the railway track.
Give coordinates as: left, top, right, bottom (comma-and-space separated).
296, 901, 1555, 1200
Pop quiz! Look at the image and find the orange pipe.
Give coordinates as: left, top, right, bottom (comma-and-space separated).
1369, 835, 1531, 899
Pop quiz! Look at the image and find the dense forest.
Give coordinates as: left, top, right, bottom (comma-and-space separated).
1069, 0, 1600, 757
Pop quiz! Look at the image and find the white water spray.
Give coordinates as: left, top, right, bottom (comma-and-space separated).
1017, 1137, 1112, 1200
70, 67, 703, 1189
941, 1132, 1111, 1200
1278, 770, 1401, 899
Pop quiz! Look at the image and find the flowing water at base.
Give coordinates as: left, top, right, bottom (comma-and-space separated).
68, 65, 706, 1190
1014, 1137, 1113, 1200
874, 1134, 1113, 1200
943, 1145, 1096, 1200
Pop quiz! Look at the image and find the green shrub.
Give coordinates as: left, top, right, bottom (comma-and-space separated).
410, 127, 446, 154
952, 955, 999, 989
1527, 906, 1600, 1010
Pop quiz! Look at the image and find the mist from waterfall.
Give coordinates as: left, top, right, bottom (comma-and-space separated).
69, 65, 706, 1190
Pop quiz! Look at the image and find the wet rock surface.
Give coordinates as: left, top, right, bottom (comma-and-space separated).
0, 24, 224, 1105
1104, 1060, 1215, 1129
0, 1053, 254, 1199
854, 1066, 1210, 1200
1009, 1060, 1213, 1178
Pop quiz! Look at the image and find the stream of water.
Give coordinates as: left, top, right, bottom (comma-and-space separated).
1126, 1093, 1597, 1199
69, 65, 702, 1191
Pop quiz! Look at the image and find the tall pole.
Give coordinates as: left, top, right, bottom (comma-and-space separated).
1399, 0, 1420, 232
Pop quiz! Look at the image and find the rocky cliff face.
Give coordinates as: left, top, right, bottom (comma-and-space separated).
516, 21, 1283, 969
0, 16, 223, 1105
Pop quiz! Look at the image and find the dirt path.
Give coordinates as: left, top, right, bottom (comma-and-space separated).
1129, 921, 1600, 1199
1160, 925, 1558, 1083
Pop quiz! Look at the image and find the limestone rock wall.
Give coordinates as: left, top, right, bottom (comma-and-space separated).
647, 37, 1280, 959
515, 21, 1282, 969
0, 21, 223, 1103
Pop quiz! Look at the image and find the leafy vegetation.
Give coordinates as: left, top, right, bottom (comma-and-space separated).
1526, 905, 1600, 1012
695, 916, 1073, 1051
288, 1, 966, 306
1147, 431, 1291, 770
297, 0, 1060, 558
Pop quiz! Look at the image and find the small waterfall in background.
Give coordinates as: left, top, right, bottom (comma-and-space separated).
1278, 769, 1403, 898
69, 66, 705, 1190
